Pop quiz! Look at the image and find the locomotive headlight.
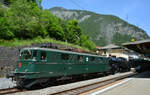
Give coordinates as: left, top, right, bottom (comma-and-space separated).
18, 62, 22, 67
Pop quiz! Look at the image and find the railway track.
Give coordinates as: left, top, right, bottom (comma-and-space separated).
0, 88, 26, 95
0, 72, 136, 95
52, 72, 136, 95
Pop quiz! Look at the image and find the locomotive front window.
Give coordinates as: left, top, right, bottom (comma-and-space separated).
21, 50, 38, 60
32, 50, 37, 60
23, 50, 32, 60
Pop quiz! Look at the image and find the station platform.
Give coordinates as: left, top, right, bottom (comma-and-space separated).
84, 71, 150, 95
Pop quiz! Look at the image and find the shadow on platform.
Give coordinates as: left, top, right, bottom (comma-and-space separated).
132, 71, 150, 78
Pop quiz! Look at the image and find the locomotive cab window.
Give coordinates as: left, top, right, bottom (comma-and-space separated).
61, 53, 69, 60
40, 51, 47, 60
23, 50, 32, 60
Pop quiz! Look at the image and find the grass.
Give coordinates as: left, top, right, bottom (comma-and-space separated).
0, 37, 89, 51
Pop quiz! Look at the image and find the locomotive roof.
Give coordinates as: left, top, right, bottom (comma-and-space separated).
22, 47, 105, 58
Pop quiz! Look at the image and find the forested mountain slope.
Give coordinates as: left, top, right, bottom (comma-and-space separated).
50, 7, 149, 46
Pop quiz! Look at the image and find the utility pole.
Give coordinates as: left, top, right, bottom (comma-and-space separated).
65, 40, 68, 49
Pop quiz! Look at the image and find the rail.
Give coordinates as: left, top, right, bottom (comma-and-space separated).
52, 72, 136, 95
0, 88, 26, 95
0, 72, 136, 95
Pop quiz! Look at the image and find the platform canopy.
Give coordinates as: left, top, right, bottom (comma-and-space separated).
122, 39, 150, 54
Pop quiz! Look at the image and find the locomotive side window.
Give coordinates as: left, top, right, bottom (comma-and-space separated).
70, 55, 76, 61
77, 55, 83, 62
61, 53, 69, 60
90, 57, 95, 62
33, 50, 37, 57
32, 50, 37, 60
98, 57, 103, 63
23, 50, 32, 60
40, 51, 46, 60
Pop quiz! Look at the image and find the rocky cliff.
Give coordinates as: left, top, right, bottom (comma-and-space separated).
49, 7, 149, 46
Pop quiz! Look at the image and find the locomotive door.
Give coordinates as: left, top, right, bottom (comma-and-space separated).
60, 53, 69, 76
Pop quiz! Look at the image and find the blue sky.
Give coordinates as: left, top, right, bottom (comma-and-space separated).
42, 0, 150, 36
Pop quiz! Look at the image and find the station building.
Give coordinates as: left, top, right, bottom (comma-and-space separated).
96, 44, 140, 61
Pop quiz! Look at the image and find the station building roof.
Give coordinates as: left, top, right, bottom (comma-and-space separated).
122, 39, 150, 54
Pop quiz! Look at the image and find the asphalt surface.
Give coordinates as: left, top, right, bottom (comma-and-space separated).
89, 71, 150, 95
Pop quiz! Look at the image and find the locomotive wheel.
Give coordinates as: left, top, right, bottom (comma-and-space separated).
104, 72, 108, 76
39, 79, 49, 87
111, 69, 115, 75
16, 78, 27, 88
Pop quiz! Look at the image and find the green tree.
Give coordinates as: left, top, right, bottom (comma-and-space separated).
0, 4, 14, 40
0, 17, 14, 40
112, 32, 132, 45
0, 0, 96, 50
0, 5, 5, 17
5, 0, 46, 39
65, 20, 82, 44
40, 10, 65, 40
48, 23, 65, 40
80, 35, 96, 50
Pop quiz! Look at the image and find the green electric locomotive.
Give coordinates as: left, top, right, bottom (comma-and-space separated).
13, 47, 111, 88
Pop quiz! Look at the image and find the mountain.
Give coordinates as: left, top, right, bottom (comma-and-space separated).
49, 7, 149, 46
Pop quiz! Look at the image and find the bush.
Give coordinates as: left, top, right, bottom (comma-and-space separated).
80, 35, 96, 50
0, 0, 96, 50
0, 17, 14, 40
